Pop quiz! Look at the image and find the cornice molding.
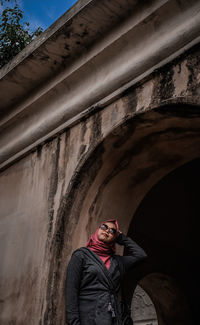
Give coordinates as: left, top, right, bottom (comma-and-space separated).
1, 0, 200, 170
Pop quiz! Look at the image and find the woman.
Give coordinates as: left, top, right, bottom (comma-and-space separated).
66, 220, 147, 325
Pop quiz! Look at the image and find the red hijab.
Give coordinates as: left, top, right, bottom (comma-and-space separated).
86, 219, 119, 269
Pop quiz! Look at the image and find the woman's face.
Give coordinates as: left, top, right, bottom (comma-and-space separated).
97, 222, 117, 243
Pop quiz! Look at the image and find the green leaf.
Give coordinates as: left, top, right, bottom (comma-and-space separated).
0, 0, 43, 68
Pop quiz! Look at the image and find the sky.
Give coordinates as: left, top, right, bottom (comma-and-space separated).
1, 0, 78, 31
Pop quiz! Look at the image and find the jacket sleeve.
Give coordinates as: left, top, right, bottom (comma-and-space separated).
116, 233, 147, 271
66, 250, 83, 325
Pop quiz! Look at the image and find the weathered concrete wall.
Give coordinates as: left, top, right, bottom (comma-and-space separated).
132, 285, 158, 325
0, 142, 61, 323
0, 42, 200, 325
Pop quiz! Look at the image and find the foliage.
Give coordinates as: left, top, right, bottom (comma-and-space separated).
1, 0, 12, 5
0, 0, 43, 68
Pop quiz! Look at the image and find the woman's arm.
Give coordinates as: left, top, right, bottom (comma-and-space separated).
66, 250, 83, 325
116, 233, 147, 271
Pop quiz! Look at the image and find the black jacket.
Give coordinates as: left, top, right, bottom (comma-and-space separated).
66, 234, 147, 325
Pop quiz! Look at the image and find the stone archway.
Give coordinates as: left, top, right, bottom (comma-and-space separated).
139, 273, 192, 325
131, 272, 192, 325
45, 104, 200, 324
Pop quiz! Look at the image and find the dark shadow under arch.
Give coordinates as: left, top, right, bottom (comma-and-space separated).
126, 158, 200, 325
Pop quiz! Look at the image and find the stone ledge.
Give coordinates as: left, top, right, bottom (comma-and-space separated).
1, 0, 200, 170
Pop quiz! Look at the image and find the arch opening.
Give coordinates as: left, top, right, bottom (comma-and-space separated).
127, 158, 200, 325
47, 105, 200, 324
